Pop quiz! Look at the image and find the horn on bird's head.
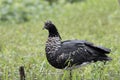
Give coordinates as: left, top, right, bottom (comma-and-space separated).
45, 20, 52, 24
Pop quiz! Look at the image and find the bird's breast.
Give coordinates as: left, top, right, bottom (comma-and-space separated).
45, 37, 61, 55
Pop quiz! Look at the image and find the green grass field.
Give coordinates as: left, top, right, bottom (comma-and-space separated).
0, 0, 120, 80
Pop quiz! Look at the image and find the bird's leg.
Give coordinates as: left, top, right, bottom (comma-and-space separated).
69, 69, 72, 80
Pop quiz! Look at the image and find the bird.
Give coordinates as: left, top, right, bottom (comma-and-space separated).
43, 20, 112, 80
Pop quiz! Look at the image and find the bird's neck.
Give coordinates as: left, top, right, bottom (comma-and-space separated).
48, 27, 61, 39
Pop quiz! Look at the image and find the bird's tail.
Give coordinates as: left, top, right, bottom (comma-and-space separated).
85, 42, 111, 54
93, 46, 112, 61
97, 56, 112, 61
85, 42, 112, 62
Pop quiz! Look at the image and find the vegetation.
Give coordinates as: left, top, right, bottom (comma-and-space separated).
0, 0, 120, 80
0, 0, 83, 23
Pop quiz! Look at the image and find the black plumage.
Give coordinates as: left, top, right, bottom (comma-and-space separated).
44, 20, 112, 70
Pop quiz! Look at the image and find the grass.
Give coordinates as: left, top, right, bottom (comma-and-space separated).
0, 0, 120, 80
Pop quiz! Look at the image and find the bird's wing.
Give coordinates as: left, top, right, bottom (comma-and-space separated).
56, 40, 111, 65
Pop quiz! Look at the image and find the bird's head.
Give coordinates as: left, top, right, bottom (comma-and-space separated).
43, 20, 61, 39
43, 20, 55, 30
